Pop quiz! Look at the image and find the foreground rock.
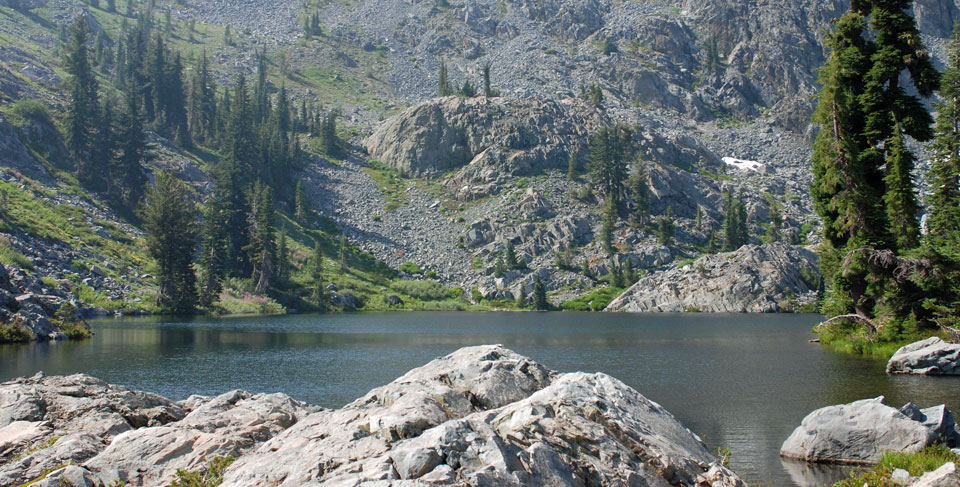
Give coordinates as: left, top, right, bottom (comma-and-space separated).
913, 462, 960, 487
606, 242, 820, 313
1, 346, 744, 487
780, 397, 960, 465
887, 337, 960, 376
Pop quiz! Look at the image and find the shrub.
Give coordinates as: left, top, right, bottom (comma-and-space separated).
560, 287, 624, 312
0, 320, 31, 343
399, 262, 421, 275
834, 445, 960, 487
391, 280, 449, 301
170, 456, 235, 487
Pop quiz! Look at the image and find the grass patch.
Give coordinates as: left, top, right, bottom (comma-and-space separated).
834, 445, 960, 487
0, 239, 33, 270
561, 286, 624, 312
816, 319, 937, 358
390, 280, 450, 301
363, 160, 407, 211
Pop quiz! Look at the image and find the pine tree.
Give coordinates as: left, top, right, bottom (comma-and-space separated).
438, 60, 450, 97
624, 259, 636, 285
141, 171, 199, 313
504, 241, 519, 270
64, 16, 100, 183
629, 161, 650, 227
294, 180, 309, 224
246, 182, 276, 294
311, 240, 325, 305
533, 276, 548, 311
657, 206, 675, 246
197, 199, 227, 308
695, 205, 703, 232
114, 85, 148, 209
588, 125, 632, 209
516, 285, 527, 308
609, 260, 624, 288
223, 24, 232, 45
188, 50, 216, 144
928, 28, 960, 245
567, 149, 579, 180
277, 227, 289, 281
765, 204, 782, 243
339, 234, 348, 272
810, 1, 939, 322
482, 63, 492, 97
601, 195, 616, 255
581, 258, 593, 279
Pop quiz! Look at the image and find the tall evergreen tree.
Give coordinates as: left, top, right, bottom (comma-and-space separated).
600, 195, 616, 255
629, 161, 650, 227
311, 240, 325, 305
188, 50, 216, 144
246, 182, 276, 294
588, 125, 632, 209
197, 198, 228, 308
64, 16, 100, 182
294, 180, 309, 224
438, 60, 450, 97
141, 171, 199, 313
657, 206, 675, 246
927, 28, 960, 246
533, 276, 548, 311
114, 86, 149, 209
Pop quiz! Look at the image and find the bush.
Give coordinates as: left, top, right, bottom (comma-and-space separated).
7, 99, 54, 128
0, 320, 31, 343
560, 287, 624, 312
170, 457, 235, 487
399, 262, 422, 275
391, 280, 449, 301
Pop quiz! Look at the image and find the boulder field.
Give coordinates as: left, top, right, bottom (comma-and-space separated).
0, 345, 744, 487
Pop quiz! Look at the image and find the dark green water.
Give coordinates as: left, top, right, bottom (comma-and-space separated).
2, 312, 959, 487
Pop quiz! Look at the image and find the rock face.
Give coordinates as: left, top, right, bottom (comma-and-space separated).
364, 96, 608, 198
780, 397, 960, 465
0, 264, 90, 342
0, 346, 744, 487
887, 337, 960, 376
606, 242, 820, 313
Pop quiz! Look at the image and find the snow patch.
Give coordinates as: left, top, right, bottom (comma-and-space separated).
722, 157, 766, 173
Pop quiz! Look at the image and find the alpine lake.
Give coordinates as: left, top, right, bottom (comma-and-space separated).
3, 312, 959, 487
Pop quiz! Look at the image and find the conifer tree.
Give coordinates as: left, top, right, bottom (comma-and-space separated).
516, 285, 527, 308
695, 205, 703, 232
277, 227, 289, 282
533, 276, 548, 311
246, 182, 276, 294
438, 60, 450, 97
588, 125, 632, 209
114, 86, 148, 209
294, 180, 309, 224
494, 254, 505, 278
567, 149, 579, 180
657, 206, 675, 246
765, 205, 782, 243
928, 29, 960, 246
482, 63, 492, 97
188, 50, 216, 144
141, 171, 199, 313
197, 199, 227, 308
624, 259, 636, 285
629, 161, 650, 227
64, 16, 100, 182
339, 234, 348, 272
504, 241, 519, 270
311, 240, 324, 305
601, 195, 616, 255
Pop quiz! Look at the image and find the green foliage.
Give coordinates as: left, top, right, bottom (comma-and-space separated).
833, 445, 960, 487
0, 239, 34, 270
560, 286, 624, 312
170, 456, 235, 487
588, 124, 633, 207
0, 320, 31, 344
600, 195, 616, 255
657, 206, 675, 246
141, 171, 200, 314
399, 262, 422, 275
532, 276, 549, 311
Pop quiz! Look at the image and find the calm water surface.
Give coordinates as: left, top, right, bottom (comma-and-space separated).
2, 312, 959, 487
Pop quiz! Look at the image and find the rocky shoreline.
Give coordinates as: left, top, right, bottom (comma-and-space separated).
0, 345, 744, 487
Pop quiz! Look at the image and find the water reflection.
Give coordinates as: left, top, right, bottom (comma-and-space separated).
1, 312, 958, 487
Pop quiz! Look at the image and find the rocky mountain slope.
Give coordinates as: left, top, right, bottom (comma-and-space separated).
1, 0, 958, 314
0, 346, 744, 486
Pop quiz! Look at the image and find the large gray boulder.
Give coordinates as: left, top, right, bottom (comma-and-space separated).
606, 242, 820, 313
780, 397, 946, 465
222, 344, 743, 486
887, 337, 960, 376
0, 373, 187, 486
912, 462, 960, 487
2, 346, 744, 487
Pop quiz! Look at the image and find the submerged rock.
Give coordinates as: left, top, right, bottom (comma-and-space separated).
886, 337, 960, 376
0, 346, 744, 487
780, 397, 960, 465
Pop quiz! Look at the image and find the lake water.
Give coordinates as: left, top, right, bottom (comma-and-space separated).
2, 312, 959, 487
